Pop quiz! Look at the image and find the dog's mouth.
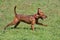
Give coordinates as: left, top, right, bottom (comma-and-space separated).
40, 17, 44, 20
40, 16, 47, 20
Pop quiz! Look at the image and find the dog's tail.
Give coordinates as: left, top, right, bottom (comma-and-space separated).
14, 6, 17, 16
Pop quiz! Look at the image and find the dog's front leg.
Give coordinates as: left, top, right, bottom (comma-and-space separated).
36, 22, 47, 26
36, 20, 47, 26
31, 24, 34, 31
31, 19, 35, 31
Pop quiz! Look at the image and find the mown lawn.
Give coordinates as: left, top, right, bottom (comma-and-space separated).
0, 0, 60, 40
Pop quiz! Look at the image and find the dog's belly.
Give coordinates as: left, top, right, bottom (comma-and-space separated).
21, 20, 31, 24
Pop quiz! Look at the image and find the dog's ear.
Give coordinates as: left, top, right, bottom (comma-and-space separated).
37, 8, 42, 14
37, 8, 40, 14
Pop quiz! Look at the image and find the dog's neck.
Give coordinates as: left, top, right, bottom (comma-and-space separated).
33, 14, 39, 19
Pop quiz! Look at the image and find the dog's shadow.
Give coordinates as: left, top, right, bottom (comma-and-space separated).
2, 27, 41, 33
10, 27, 40, 30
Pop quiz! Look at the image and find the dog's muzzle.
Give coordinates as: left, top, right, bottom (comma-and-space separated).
40, 16, 47, 20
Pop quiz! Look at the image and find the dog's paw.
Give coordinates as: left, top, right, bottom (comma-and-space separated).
43, 25, 48, 26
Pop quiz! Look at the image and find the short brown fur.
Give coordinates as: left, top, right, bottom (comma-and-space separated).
4, 6, 47, 31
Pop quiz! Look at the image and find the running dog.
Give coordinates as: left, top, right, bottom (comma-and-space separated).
4, 6, 47, 31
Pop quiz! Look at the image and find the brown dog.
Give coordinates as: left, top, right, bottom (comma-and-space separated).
4, 6, 47, 31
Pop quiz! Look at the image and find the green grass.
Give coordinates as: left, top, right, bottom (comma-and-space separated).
0, 0, 60, 40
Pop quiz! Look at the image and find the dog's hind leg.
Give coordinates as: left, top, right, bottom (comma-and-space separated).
4, 17, 19, 30
3, 21, 17, 32
14, 21, 20, 28
4, 22, 14, 30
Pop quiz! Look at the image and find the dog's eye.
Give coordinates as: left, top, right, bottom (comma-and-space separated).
40, 12, 43, 13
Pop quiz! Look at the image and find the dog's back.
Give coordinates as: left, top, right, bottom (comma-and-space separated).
16, 14, 35, 24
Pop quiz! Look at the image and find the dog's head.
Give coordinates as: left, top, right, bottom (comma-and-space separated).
37, 8, 47, 20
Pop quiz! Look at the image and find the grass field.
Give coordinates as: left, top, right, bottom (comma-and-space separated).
0, 0, 60, 40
